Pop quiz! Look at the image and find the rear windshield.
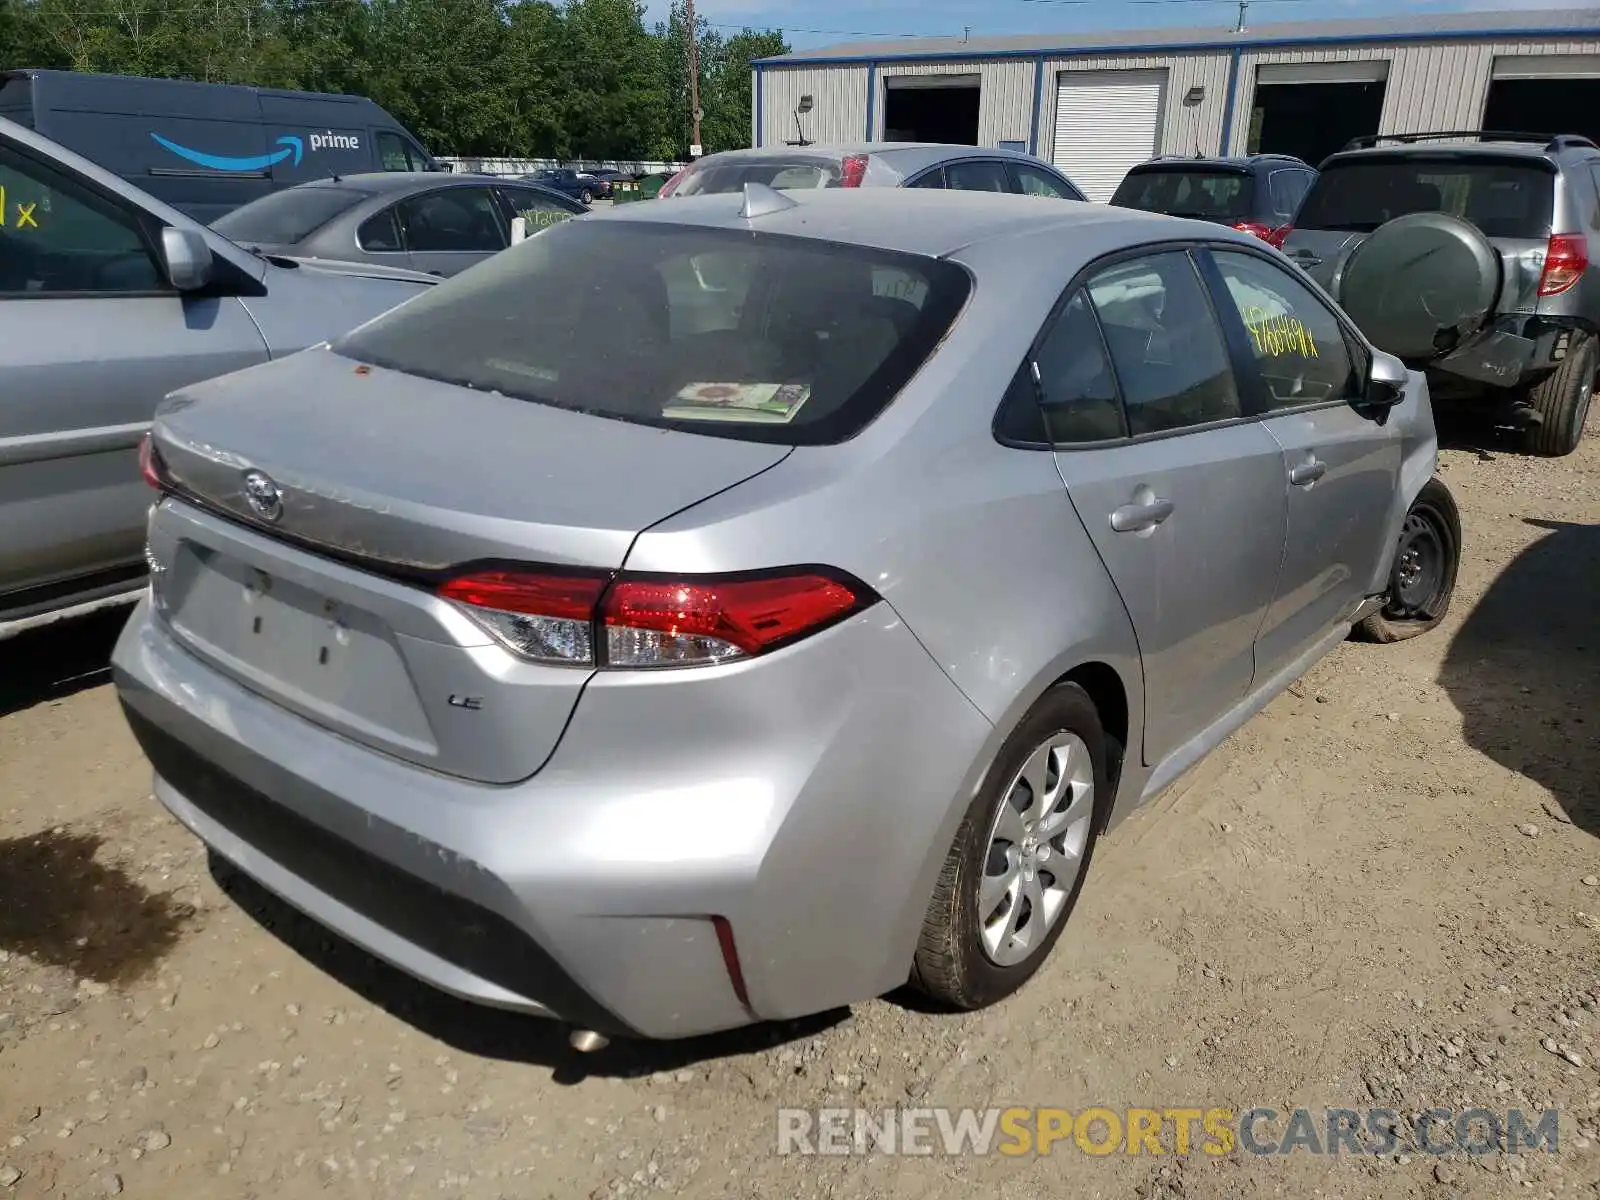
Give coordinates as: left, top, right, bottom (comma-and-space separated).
1295, 157, 1555, 237
331, 220, 972, 445
1110, 169, 1255, 220
211, 186, 371, 244
674, 158, 842, 196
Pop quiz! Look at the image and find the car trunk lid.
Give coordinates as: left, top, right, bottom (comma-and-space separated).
147, 346, 789, 783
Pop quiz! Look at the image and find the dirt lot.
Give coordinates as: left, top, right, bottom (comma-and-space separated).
1, 422, 1597, 1200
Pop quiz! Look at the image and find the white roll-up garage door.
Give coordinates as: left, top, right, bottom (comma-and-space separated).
1052, 70, 1165, 202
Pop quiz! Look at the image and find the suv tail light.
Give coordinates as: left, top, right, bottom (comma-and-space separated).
657, 165, 692, 198
138, 431, 169, 491
440, 567, 874, 668
839, 154, 869, 189
1234, 221, 1290, 249
1538, 232, 1588, 297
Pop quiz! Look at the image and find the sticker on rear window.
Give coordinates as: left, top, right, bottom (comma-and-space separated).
662, 382, 812, 423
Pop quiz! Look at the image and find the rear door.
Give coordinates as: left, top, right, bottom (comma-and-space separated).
0, 136, 267, 611
1050, 249, 1289, 766
394, 184, 508, 276
494, 185, 582, 237
1201, 245, 1400, 680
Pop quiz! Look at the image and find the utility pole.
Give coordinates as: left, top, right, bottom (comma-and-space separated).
1234, 0, 1248, 33
687, 0, 703, 159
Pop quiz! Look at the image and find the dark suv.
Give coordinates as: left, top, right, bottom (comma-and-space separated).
1282, 131, 1599, 456
1109, 153, 1317, 247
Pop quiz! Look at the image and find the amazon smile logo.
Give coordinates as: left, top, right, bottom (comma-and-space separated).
151, 132, 304, 172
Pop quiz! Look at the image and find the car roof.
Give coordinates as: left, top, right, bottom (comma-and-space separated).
1321, 136, 1596, 166
282, 171, 509, 195
693, 142, 1058, 171
594, 185, 1233, 258
1131, 154, 1312, 171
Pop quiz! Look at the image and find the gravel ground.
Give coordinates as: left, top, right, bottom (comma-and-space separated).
0, 416, 1597, 1199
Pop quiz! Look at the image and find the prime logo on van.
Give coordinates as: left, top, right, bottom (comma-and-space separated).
150, 130, 361, 174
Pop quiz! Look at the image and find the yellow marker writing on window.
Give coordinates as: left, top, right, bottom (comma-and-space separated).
14, 202, 37, 229
0, 184, 5, 227
1241, 305, 1318, 359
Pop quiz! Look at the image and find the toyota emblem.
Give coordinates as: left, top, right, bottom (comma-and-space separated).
241, 469, 283, 523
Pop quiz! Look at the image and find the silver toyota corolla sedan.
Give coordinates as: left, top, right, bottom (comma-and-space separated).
113, 186, 1461, 1044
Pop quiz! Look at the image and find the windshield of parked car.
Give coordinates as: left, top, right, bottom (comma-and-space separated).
331, 219, 971, 445
211, 186, 372, 244
1294, 156, 1556, 237
673, 157, 843, 195
1110, 168, 1255, 220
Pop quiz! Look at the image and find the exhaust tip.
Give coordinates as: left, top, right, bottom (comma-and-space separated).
568, 1029, 610, 1053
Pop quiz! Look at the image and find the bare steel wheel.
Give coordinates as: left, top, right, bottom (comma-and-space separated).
1355, 476, 1461, 644
979, 732, 1094, 967
912, 681, 1109, 1010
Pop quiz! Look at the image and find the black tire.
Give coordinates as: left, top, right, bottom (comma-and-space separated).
580, 189, 593, 205
1355, 476, 1462, 644
911, 682, 1108, 1011
1524, 335, 1596, 458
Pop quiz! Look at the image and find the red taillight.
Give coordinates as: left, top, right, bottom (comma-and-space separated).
1265, 224, 1291, 249
657, 165, 691, 198
439, 567, 871, 668
1538, 232, 1588, 297
439, 569, 609, 665
839, 154, 869, 188
1233, 221, 1274, 243
138, 432, 167, 491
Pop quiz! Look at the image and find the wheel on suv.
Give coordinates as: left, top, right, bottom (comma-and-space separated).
1280, 131, 1600, 456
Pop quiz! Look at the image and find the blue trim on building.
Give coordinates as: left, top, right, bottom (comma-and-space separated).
865, 62, 878, 139
1028, 56, 1046, 157
752, 23, 1600, 66
754, 63, 764, 147
1217, 47, 1242, 156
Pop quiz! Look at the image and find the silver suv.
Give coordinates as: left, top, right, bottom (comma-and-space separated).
0, 117, 436, 640
1282, 131, 1599, 456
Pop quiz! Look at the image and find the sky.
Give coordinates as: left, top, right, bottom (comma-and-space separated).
643, 0, 1590, 50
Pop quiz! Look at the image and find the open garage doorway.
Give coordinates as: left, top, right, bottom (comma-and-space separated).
1247, 62, 1388, 168
1483, 56, 1600, 148
882, 75, 980, 145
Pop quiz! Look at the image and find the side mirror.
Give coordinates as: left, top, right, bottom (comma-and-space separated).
1358, 350, 1409, 420
159, 227, 214, 292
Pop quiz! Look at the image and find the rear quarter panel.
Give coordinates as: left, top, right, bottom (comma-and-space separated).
621, 225, 1145, 981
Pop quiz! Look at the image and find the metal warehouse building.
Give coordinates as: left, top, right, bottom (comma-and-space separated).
750, 8, 1600, 200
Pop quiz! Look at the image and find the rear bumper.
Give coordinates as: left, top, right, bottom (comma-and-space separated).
1432, 314, 1593, 393
113, 594, 993, 1039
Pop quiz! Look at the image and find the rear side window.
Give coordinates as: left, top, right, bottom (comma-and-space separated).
1268, 169, 1314, 217
331, 221, 973, 446
944, 160, 1011, 193
906, 168, 945, 189
357, 208, 403, 252
1031, 292, 1125, 442
211, 186, 370, 244
1011, 163, 1081, 201
674, 158, 841, 195
395, 187, 504, 252
1295, 158, 1555, 237
1085, 253, 1241, 436
1110, 170, 1254, 221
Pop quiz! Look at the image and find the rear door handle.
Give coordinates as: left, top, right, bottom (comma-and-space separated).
1288, 252, 1323, 267
1110, 498, 1175, 533
1289, 459, 1328, 487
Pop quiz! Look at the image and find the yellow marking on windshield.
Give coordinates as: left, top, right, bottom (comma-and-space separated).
14, 202, 37, 229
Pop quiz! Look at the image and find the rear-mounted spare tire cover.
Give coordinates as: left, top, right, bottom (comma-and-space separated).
1335, 212, 1501, 364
